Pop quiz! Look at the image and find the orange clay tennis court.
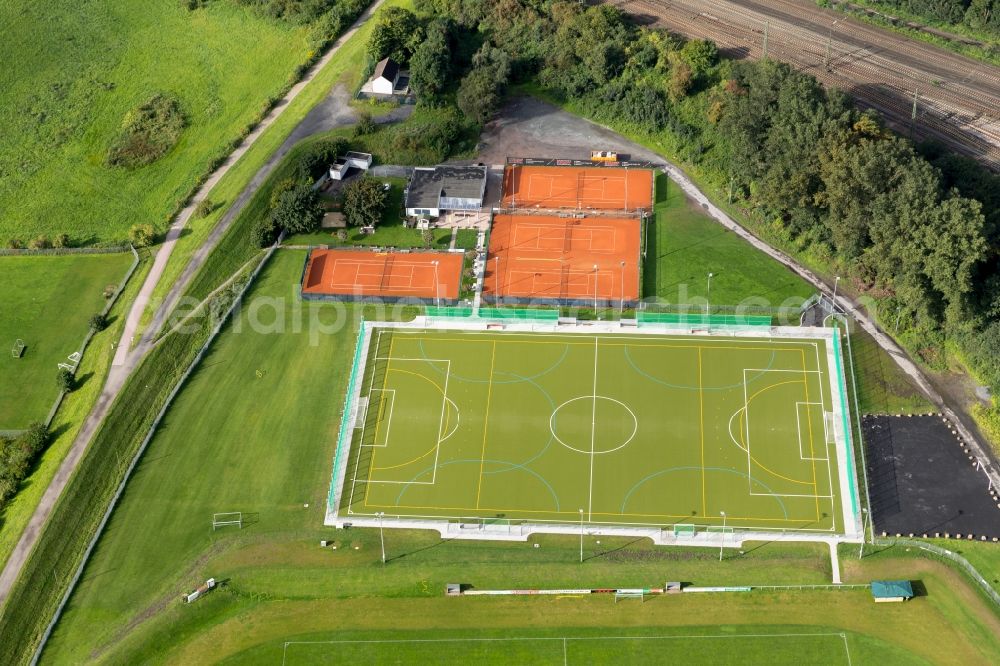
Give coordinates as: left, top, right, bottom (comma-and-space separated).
501, 165, 653, 211
483, 214, 640, 304
301, 249, 462, 301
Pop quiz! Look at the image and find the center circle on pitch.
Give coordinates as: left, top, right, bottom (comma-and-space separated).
549, 396, 638, 454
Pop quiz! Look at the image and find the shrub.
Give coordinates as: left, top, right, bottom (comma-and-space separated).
52, 233, 70, 248
291, 138, 348, 182
106, 94, 186, 168
194, 198, 215, 218
128, 223, 156, 247
28, 235, 51, 250
252, 217, 281, 248
7, 238, 23, 249
0, 424, 49, 507
89, 313, 108, 331
269, 178, 299, 209
354, 111, 376, 137
57, 369, 74, 393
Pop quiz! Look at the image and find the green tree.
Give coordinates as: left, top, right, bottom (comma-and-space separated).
89, 313, 108, 331
270, 185, 324, 235
57, 368, 74, 393
252, 217, 280, 248
679, 39, 718, 79
457, 45, 511, 125
410, 19, 452, 104
367, 7, 423, 63
343, 177, 388, 228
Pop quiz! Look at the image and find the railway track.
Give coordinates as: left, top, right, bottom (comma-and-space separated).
612, 0, 1000, 170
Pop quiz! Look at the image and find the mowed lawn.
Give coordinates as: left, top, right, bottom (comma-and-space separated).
0, 252, 133, 428
35, 253, 1000, 664
646, 175, 814, 309
0, 0, 312, 244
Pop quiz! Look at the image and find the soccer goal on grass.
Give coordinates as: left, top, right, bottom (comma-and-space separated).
11, 339, 25, 358
614, 590, 646, 603
212, 512, 243, 531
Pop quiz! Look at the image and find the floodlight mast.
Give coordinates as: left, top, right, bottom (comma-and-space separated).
719, 511, 727, 561
377, 511, 386, 564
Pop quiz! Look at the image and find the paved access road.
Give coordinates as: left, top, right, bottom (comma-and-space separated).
611, 0, 1000, 170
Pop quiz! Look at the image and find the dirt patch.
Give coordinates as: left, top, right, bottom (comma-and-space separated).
476, 96, 663, 166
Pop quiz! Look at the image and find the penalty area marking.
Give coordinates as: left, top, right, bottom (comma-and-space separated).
355, 358, 455, 488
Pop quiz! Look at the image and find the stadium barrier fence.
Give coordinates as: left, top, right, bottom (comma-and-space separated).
637, 312, 773, 327
327, 320, 368, 511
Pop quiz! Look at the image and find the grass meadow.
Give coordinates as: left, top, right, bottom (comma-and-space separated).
0, 0, 314, 244
139, 0, 414, 337
645, 174, 814, 308
36, 251, 1000, 664
0, 253, 134, 428
0, 254, 151, 572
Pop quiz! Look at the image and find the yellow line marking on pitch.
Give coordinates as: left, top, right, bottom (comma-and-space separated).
360, 502, 826, 523
365, 333, 397, 508
738, 379, 815, 486
802, 349, 820, 521
698, 348, 706, 517
475, 341, 498, 509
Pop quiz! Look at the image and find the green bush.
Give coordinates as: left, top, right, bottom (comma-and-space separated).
56, 368, 74, 393
52, 233, 70, 248
128, 223, 156, 248
194, 198, 215, 218
0, 424, 49, 508
27, 235, 50, 250
106, 94, 186, 168
90, 313, 108, 331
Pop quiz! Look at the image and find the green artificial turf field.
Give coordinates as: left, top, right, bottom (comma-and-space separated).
0, 252, 134, 428
340, 326, 855, 534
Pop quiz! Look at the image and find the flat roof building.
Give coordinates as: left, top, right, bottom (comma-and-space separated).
405, 165, 488, 218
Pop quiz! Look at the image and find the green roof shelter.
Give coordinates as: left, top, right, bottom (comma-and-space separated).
871, 580, 914, 602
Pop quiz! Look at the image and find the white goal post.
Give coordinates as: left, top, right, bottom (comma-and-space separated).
212, 512, 243, 530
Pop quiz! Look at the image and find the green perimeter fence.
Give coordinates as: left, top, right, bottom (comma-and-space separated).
424, 306, 561, 322
327, 320, 367, 510
637, 312, 773, 327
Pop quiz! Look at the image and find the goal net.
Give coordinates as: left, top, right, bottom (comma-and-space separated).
673, 524, 696, 538
212, 512, 243, 530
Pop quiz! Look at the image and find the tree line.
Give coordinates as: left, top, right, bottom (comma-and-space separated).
401, 0, 998, 437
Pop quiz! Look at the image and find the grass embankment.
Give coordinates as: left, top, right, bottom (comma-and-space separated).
645, 174, 814, 307
0, 0, 315, 244
33, 252, 1000, 664
0, 252, 255, 665
140, 0, 412, 336
846, 326, 934, 414
0, 253, 135, 428
0, 255, 151, 572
